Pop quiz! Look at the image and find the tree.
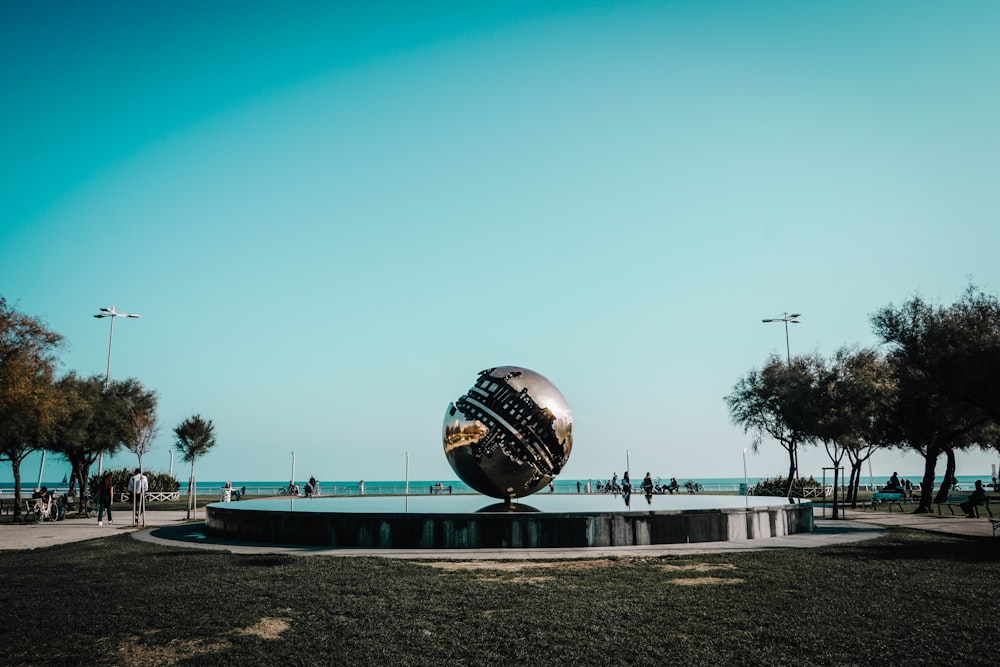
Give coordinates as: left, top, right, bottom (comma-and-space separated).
787, 349, 897, 518
725, 355, 814, 499
120, 387, 158, 471
872, 288, 1000, 512
830, 349, 897, 508
0, 298, 64, 519
174, 414, 217, 519
48, 374, 156, 512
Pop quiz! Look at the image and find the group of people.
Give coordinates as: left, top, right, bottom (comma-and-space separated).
95, 468, 149, 525
283, 476, 320, 497
219, 482, 246, 502
882, 472, 915, 498
597, 474, 697, 495
882, 471, 991, 518
30, 486, 64, 521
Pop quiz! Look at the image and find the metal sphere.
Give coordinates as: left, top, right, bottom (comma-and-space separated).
443, 366, 573, 499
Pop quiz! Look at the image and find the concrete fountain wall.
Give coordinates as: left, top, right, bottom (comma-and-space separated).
205, 501, 814, 549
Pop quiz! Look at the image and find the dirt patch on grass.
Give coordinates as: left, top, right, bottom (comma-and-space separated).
668, 576, 744, 586
114, 615, 292, 665
116, 634, 230, 665
419, 558, 624, 571
660, 563, 736, 573
476, 574, 555, 584
236, 616, 291, 640
420, 559, 736, 575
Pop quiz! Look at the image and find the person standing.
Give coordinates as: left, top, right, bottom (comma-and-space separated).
97, 473, 114, 526
129, 468, 149, 521
642, 472, 654, 499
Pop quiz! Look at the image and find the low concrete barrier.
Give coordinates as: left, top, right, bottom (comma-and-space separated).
206, 502, 815, 549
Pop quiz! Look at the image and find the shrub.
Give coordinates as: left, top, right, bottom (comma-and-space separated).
89, 468, 180, 495
750, 475, 822, 497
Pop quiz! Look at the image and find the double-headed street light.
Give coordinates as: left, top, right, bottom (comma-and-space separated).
762, 312, 802, 490
94, 306, 140, 474
94, 306, 141, 389
762, 312, 801, 364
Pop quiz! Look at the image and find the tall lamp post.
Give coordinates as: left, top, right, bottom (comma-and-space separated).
762, 312, 802, 494
94, 306, 141, 473
762, 312, 801, 364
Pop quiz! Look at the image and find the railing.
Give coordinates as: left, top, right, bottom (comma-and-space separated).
120, 491, 180, 502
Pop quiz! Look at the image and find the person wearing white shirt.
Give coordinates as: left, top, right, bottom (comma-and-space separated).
128, 468, 149, 519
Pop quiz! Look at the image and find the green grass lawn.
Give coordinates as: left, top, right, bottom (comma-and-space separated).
2, 528, 998, 666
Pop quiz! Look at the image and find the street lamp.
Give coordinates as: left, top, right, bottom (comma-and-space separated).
762, 312, 801, 364
93, 306, 140, 473
762, 312, 802, 493
94, 306, 141, 389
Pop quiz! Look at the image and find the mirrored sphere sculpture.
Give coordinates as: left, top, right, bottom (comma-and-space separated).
443, 366, 573, 499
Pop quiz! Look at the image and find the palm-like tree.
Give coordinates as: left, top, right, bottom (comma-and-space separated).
173, 414, 216, 518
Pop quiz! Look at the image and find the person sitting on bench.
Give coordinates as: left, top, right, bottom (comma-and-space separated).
960, 480, 987, 518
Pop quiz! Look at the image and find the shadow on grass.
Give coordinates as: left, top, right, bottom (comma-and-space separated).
819, 528, 1000, 563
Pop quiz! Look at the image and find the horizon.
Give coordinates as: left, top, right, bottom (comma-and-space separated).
3, 2, 1000, 483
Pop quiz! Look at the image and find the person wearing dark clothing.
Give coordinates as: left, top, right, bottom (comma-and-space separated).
886, 472, 901, 491
97, 473, 114, 526
642, 472, 654, 499
961, 480, 987, 518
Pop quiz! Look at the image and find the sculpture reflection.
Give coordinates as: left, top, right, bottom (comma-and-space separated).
444, 366, 573, 500
476, 502, 540, 513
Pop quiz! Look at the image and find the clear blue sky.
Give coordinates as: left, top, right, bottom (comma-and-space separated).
3, 1, 1000, 484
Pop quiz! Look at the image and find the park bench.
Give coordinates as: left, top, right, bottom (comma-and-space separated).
430, 484, 453, 494
869, 491, 904, 512
939, 494, 994, 518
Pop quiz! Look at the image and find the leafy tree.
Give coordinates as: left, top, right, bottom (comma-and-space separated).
174, 414, 217, 519
48, 374, 155, 511
0, 298, 64, 518
787, 349, 898, 517
872, 288, 1000, 511
829, 349, 897, 508
726, 355, 814, 499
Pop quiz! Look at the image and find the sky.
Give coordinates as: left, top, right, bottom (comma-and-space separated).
3, 1, 1000, 485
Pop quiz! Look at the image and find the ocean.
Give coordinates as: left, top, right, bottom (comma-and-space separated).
4, 474, 993, 498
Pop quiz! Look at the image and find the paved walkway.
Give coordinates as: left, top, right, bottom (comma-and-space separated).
2, 506, 995, 558
0, 510, 193, 552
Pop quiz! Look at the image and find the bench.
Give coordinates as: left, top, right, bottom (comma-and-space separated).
870, 491, 904, 512
430, 484, 453, 494
939, 494, 994, 518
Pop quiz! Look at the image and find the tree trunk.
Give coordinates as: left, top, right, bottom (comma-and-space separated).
783, 446, 796, 500
74, 459, 91, 513
916, 446, 940, 513
12, 463, 23, 520
186, 458, 196, 520
831, 464, 841, 519
934, 448, 956, 504
848, 462, 863, 507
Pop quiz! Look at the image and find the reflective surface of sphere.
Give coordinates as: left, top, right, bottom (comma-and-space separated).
443, 366, 573, 499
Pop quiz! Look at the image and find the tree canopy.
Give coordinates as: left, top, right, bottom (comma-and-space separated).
0, 297, 65, 516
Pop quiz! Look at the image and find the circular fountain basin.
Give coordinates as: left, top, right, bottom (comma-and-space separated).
206, 494, 814, 549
